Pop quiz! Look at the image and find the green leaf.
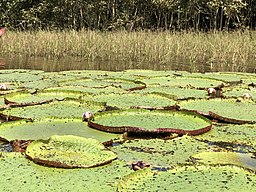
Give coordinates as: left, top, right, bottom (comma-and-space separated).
25, 135, 117, 168
192, 152, 256, 171
111, 136, 209, 167
136, 86, 207, 99
0, 152, 132, 191
2, 99, 104, 119
0, 118, 120, 142
179, 98, 256, 122
118, 165, 256, 191
4, 90, 89, 103
90, 93, 176, 109
195, 124, 256, 152
140, 76, 224, 88
90, 109, 212, 135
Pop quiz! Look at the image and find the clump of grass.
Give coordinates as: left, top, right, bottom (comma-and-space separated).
1, 30, 256, 72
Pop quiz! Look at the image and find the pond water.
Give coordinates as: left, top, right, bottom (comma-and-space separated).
1, 55, 256, 73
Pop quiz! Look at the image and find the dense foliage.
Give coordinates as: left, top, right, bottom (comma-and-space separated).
0, 0, 255, 31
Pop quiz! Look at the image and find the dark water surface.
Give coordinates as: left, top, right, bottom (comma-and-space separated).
1, 55, 256, 73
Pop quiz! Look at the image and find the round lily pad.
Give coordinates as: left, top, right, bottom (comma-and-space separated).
193, 152, 256, 172
2, 99, 104, 119
25, 135, 117, 168
179, 98, 256, 123
0, 118, 121, 142
20, 79, 57, 90
186, 72, 242, 83
111, 136, 209, 167
140, 76, 224, 88
195, 124, 256, 152
0, 72, 43, 82
89, 109, 212, 135
117, 165, 256, 191
223, 85, 255, 98
4, 90, 89, 103
123, 69, 176, 78
136, 86, 207, 99
90, 93, 176, 109
46, 85, 126, 95
0, 152, 132, 191
60, 78, 145, 91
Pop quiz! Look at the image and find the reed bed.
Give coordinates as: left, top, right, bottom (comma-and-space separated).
1, 30, 256, 72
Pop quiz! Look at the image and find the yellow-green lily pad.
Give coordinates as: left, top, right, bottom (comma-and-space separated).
25, 135, 117, 168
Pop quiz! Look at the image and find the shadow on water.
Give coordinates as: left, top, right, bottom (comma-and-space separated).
0, 55, 256, 73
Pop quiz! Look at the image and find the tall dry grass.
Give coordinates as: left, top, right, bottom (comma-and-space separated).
1, 30, 256, 72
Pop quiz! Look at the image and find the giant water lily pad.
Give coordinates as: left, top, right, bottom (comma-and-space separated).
45, 85, 126, 95
0, 72, 42, 82
117, 165, 256, 191
0, 118, 120, 141
89, 109, 212, 135
90, 93, 176, 109
193, 152, 256, 171
3, 90, 89, 104
179, 98, 256, 123
111, 136, 209, 167
195, 124, 256, 152
186, 72, 242, 83
123, 69, 176, 78
59, 70, 114, 79
223, 85, 255, 98
19, 79, 57, 90
140, 76, 224, 88
0, 152, 132, 191
60, 78, 145, 91
25, 135, 117, 168
2, 99, 104, 119
241, 77, 256, 85
136, 86, 207, 99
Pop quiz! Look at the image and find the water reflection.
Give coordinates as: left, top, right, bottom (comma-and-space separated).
1, 55, 256, 73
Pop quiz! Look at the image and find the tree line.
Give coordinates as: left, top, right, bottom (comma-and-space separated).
0, 0, 255, 31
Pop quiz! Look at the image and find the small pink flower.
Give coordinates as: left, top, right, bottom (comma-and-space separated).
0, 84, 8, 90
82, 112, 94, 121
207, 88, 216, 96
242, 93, 252, 100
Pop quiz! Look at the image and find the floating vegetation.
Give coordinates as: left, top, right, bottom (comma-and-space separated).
140, 76, 224, 88
89, 109, 212, 135
117, 166, 256, 191
3, 90, 90, 103
135, 86, 206, 99
111, 136, 209, 167
195, 124, 256, 152
192, 152, 256, 172
0, 152, 132, 191
0, 69, 255, 190
179, 98, 256, 123
90, 93, 176, 109
25, 135, 117, 168
1, 99, 104, 119
0, 118, 121, 141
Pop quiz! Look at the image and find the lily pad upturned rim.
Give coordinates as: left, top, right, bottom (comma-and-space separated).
178, 98, 256, 124
209, 111, 255, 124
25, 135, 118, 168
88, 109, 212, 136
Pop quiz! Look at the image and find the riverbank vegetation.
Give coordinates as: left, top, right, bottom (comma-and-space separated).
1, 30, 256, 72
0, 0, 255, 31
1, 1, 256, 72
